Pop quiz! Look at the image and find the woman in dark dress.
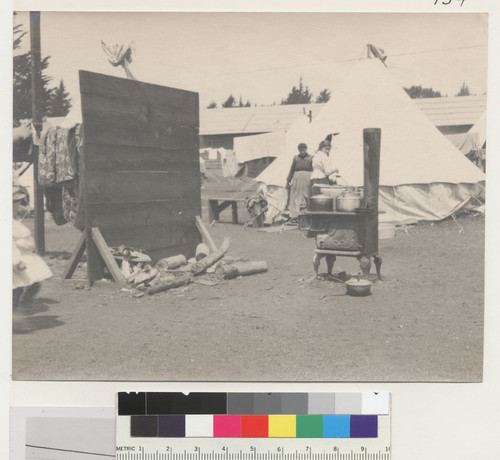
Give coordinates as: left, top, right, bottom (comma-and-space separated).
286, 143, 313, 219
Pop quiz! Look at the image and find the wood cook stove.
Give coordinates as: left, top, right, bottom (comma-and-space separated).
303, 128, 383, 279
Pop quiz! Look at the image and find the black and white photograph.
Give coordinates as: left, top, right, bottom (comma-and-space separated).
11, 11, 488, 382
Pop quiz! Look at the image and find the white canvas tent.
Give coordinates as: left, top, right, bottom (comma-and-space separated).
233, 131, 285, 164
446, 110, 487, 154
466, 110, 487, 150
253, 59, 485, 224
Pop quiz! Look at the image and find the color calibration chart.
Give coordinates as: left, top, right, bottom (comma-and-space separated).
116, 392, 391, 460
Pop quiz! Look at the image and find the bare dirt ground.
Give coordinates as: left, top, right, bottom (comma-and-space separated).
12, 178, 484, 382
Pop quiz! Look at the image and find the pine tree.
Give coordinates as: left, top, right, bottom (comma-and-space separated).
281, 76, 313, 104
47, 79, 72, 117
316, 89, 331, 103
403, 85, 442, 99
13, 19, 55, 125
456, 82, 471, 97
222, 94, 235, 108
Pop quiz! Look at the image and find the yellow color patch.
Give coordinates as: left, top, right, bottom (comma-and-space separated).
268, 415, 296, 437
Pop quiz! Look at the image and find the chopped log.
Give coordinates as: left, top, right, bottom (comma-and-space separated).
130, 251, 152, 263
234, 261, 268, 276
193, 278, 219, 287
156, 254, 187, 270
147, 273, 193, 295
195, 243, 210, 261
126, 267, 141, 284
215, 260, 268, 279
121, 259, 132, 277
195, 216, 217, 253
215, 263, 239, 280
130, 268, 159, 288
191, 237, 230, 275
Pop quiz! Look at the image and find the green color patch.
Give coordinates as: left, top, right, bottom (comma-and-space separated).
296, 415, 323, 438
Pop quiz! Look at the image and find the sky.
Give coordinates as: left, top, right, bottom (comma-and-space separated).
13, 12, 488, 116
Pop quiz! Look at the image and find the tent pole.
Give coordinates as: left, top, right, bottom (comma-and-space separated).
30, 11, 45, 255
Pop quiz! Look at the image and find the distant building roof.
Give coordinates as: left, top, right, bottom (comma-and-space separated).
200, 103, 322, 136
414, 95, 486, 127
200, 96, 487, 137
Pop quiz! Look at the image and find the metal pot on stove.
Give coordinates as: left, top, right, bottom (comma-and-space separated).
304, 194, 334, 212
336, 193, 363, 211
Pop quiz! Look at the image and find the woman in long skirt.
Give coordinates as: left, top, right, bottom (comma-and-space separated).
286, 143, 313, 220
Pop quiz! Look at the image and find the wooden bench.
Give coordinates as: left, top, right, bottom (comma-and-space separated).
205, 196, 247, 224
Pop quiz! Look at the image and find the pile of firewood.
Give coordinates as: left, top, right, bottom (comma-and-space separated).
111, 217, 268, 296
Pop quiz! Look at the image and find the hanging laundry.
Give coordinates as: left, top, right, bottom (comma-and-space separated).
55, 127, 74, 182
44, 185, 67, 225
38, 127, 57, 186
38, 126, 77, 185
62, 124, 84, 229
62, 179, 84, 229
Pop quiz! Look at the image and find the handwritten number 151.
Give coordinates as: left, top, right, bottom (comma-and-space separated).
434, 0, 466, 5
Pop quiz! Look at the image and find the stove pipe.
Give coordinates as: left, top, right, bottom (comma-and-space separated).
363, 128, 381, 211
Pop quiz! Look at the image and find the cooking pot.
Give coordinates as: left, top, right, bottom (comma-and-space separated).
317, 186, 347, 211
343, 191, 362, 198
336, 195, 362, 212
304, 194, 334, 212
345, 279, 372, 296
318, 185, 347, 199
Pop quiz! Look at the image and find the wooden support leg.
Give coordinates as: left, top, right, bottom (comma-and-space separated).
85, 227, 104, 286
91, 227, 127, 286
359, 255, 371, 279
312, 253, 321, 275
231, 201, 238, 224
326, 255, 336, 276
62, 231, 86, 279
195, 216, 217, 252
374, 255, 382, 280
208, 200, 220, 222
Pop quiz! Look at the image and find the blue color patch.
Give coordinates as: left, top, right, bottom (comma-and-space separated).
323, 415, 350, 437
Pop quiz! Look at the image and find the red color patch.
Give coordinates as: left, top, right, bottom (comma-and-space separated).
241, 415, 269, 437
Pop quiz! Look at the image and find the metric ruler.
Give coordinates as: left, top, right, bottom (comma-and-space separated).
115, 433, 391, 460
116, 393, 391, 460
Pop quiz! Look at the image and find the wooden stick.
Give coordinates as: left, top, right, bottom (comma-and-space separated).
195, 216, 217, 253
30, 12, 45, 256
86, 227, 105, 284
130, 268, 159, 288
191, 237, 230, 275
91, 227, 127, 285
147, 274, 193, 295
62, 232, 86, 279
195, 243, 210, 261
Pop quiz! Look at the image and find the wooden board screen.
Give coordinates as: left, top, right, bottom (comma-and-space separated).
79, 71, 201, 264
